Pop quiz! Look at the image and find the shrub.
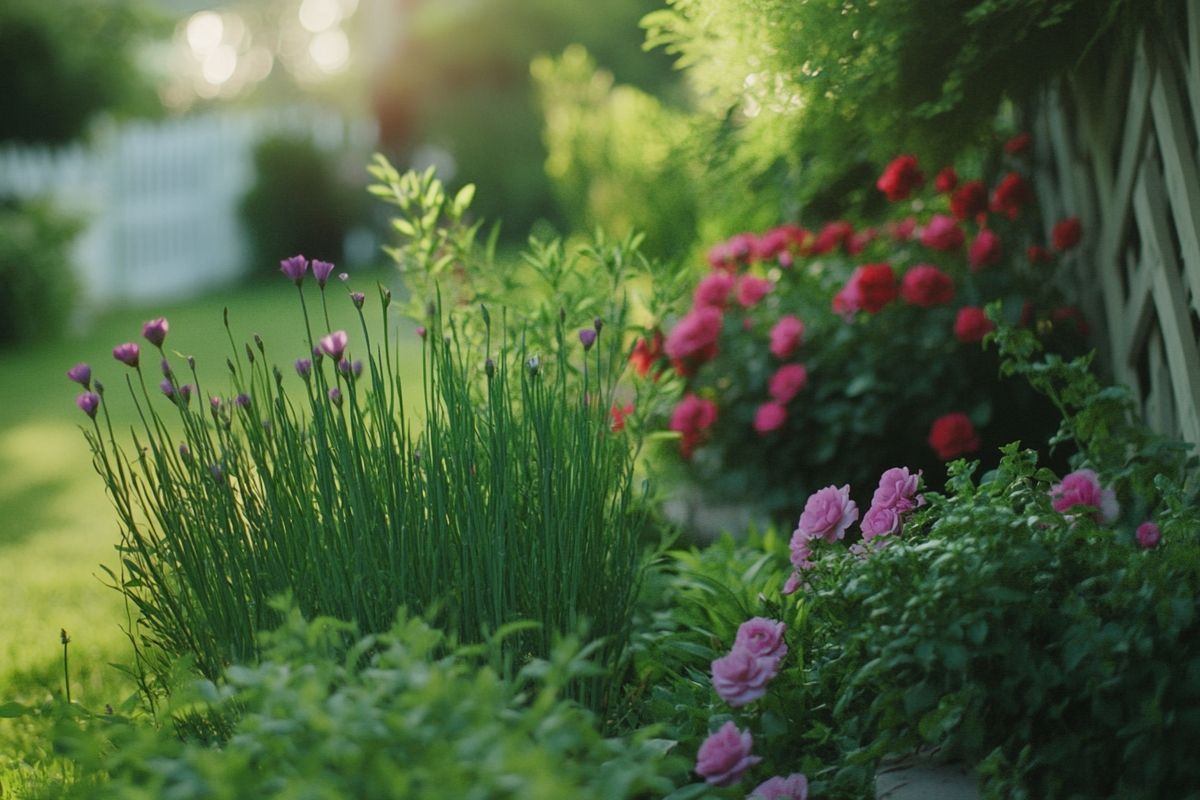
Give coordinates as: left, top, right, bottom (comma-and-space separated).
0, 198, 80, 346
47, 606, 686, 799
644, 144, 1087, 521
238, 134, 360, 278
74, 251, 646, 713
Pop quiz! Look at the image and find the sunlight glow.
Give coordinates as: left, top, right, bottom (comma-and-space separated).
202, 44, 238, 85
310, 28, 350, 73
186, 11, 224, 54
300, 0, 342, 33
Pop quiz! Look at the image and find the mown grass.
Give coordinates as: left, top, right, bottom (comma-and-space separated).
0, 268, 419, 708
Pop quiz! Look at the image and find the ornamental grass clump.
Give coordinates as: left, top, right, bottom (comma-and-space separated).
73, 255, 646, 711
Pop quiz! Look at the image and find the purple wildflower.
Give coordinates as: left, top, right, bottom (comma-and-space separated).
579, 329, 597, 351
295, 358, 313, 379
312, 259, 335, 287
112, 343, 140, 368
318, 330, 348, 361
142, 317, 169, 348
280, 255, 308, 285
66, 363, 91, 389
160, 378, 175, 397
235, 392, 251, 408
351, 291, 365, 309
328, 386, 343, 407
76, 392, 100, 418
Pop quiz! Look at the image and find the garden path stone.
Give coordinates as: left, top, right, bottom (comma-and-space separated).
875, 754, 978, 800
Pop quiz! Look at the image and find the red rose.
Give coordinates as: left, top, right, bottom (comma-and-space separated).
920, 215, 965, 251
629, 330, 664, 377
928, 412, 981, 460
843, 263, 899, 314
990, 172, 1033, 219
954, 307, 995, 343
670, 393, 718, 459
664, 307, 723, 370
950, 180, 988, 221
1005, 132, 1032, 155
888, 217, 918, 241
934, 167, 958, 193
968, 229, 1003, 272
1027, 244, 1053, 264
876, 155, 925, 201
900, 264, 955, 308
1052, 217, 1082, 251
811, 220, 854, 255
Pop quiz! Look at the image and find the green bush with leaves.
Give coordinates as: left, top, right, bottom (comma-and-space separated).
40, 606, 686, 799
0, 198, 80, 346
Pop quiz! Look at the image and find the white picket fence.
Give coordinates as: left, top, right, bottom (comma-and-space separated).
0, 107, 376, 306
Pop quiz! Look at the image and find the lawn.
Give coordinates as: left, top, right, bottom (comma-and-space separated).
0, 268, 422, 707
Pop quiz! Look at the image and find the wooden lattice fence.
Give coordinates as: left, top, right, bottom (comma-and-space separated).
1032, 3, 1200, 446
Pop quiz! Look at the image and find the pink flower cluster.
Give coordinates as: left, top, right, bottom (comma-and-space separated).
710, 617, 788, 707
1049, 469, 1119, 523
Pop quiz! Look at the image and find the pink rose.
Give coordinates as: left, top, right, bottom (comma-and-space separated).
811, 220, 854, 255
1136, 521, 1161, 549
768, 363, 808, 403
861, 504, 902, 541
754, 402, 787, 434
900, 264, 955, 307
954, 307, 995, 343
707, 233, 758, 270
788, 529, 814, 571
1050, 469, 1119, 523
750, 773, 809, 800
670, 394, 718, 459
694, 271, 737, 309
711, 647, 778, 707
796, 485, 858, 543
781, 572, 802, 595
665, 307, 723, 365
769, 316, 805, 359
737, 275, 774, 307
871, 466, 922, 512
968, 229, 1003, 271
734, 617, 787, 664
695, 722, 762, 786
920, 214, 965, 251
888, 217, 918, 241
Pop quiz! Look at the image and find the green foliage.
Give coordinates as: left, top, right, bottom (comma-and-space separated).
238, 134, 363, 277
0, 198, 81, 347
372, 0, 678, 238
533, 46, 701, 260
35, 607, 686, 799
82, 258, 647, 713
0, 0, 158, 144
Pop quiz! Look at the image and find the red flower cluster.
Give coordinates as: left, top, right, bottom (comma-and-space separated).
990, 172, 1033, 219
928, 412, 981, 460
834, 264, 898, 317
876, 154, 925, 201
900, 265, 955, 308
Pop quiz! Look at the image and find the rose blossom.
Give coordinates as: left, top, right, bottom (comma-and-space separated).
695, 722, 761, 786
871, 466, 922, 512
1050, 469, 1119, 523
749, 773, 809, 800
670, 393, 718, 459
954, 307, 995, 343
951, 180, 988, 221
811, 220, 854, 254
754, 402, 787, 434
840, 264, 898, 314
920, 215, 965, 251
1136, 521, 1162, 549
876, 154, 924, 201
1052, 217, 1082, 251
711, 647, 778, 707
796, 485, 858, 543
694, 271, 737, 309
888, 217, 918, 241
990, 172, 1033, 219
768, 363, 808, 403
861, 504, 902, 541
665, 307, 723, 367
737, 275, 774, 307
934, 166, 958, 193
769, 316, 805, 359
1005, 132, 1032, 155
707, 233, 758, 270
735, 617, 788, 664
900, 264, 955, 307
928, 412, 981, 460
782, 572, 803, 595
788, 529, 814, 571
968, 229, 1003, 271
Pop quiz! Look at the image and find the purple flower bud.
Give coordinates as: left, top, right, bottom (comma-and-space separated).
178, 442, 191, 462
318, 330, 348, 361
112, 343, 140, 368
351, 291, 365, 309
280, 254, 308, 285
235, 392, 251, 409
94, 379, 104, 395
382, 288, 392, 304
142, 317, 169, 348
295, 358, 312, 379
593, 317, 604, 333
179, 384, 194, 405
338, 358, 352, 376
312, 259, 336, 287
485, 357, 495, 378
210, 396, 222, 412
338, 272, 349, 282
67, 363, 91, 388
416, 325, 427, 339
351, 359, 363, 377
76, 392, 100, 418
328, 386, 343, 407
160, 378, 175, 397
186, 355, 195, 370
161, 359, 172, 378
579, 329, 597, 351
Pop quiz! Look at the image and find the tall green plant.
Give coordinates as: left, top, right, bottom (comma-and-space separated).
75, 255, 647, 712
